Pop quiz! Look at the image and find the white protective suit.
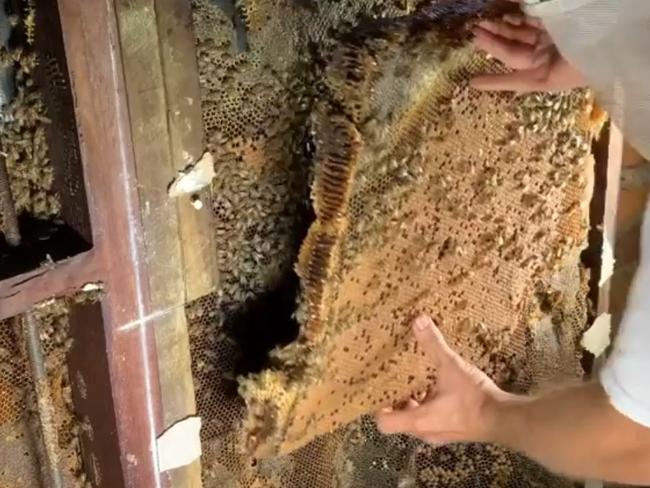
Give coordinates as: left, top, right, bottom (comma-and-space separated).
526, 0, 650, 428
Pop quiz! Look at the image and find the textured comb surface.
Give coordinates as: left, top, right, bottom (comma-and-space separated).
189, 0, 601, 486
240, 10, 598, 456
0, 302, 88, 486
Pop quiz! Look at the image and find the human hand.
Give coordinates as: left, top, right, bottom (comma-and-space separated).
375, 315, 517, 445
470, 5, 586, 93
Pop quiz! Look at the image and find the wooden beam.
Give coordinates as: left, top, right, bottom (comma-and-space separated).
584, 123, 623, 341
113, 0, 209, 485
0, 250, 100, 321
598, 124, 624, 311
67, 302, 126, 488
156, 0, 217, 303
583, 124, 623, 488
3, 1, 211, 485
57, 0, 166, 486
154, 14, 215, 486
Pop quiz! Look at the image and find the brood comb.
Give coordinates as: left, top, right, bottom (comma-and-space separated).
191, 0, 414, 320
189, 1, 420, 483
240, 5, 602, 457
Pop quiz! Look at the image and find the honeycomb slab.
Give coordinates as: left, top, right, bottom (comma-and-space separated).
240, 7, 599, 457
188, 0, 601, 485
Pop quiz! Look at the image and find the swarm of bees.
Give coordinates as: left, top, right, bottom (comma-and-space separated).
1, 0, 59, 239
239, 5, 596, 458
189, 0, 598, 486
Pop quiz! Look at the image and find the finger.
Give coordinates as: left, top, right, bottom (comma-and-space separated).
412, 384, 433, 404
376, 407, 423, 434
478, 19, 540, 45
498, 0, 543, 28
470, 68, 550, 93
416, 435, 453, 448
472, 27, 538, 70
404, 427, 459, 446
502, 13, 524, 26
502, 13, 543, 30
392, 396, 420, 411
524, 16, 543, 29
413, 315, 459, 367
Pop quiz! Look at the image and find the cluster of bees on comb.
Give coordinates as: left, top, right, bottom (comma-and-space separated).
0, 0, 59, 237
188, 0, 600, 485
238, 4, 597, 455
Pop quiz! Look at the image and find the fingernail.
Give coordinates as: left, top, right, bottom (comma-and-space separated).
413, 316, 431, 332
381, 407, 393, 414
407, 398, 420, 409
503, 14, 523, 26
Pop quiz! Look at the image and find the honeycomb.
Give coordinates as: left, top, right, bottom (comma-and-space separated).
191, 0, 413, 320
0, 316, 41, 486
32, 301, 87, 484
189, 0, 600, 486
238, 7, 599, 456
333, 415, 575, 488
0, 302, 88, 487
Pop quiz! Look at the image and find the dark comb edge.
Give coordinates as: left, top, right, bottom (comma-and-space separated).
299, 228, 340, 342
313, 113, 361, 223
340, 0, 517, 45
323, 45, 378, 124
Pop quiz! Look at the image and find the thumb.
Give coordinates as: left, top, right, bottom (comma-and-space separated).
375, 405, 423, 435
470, 69, 549, 93
412, 315, 460, 367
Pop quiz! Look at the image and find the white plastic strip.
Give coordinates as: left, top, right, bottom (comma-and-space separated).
581, 313, 612, 358
157, 416, 202, 473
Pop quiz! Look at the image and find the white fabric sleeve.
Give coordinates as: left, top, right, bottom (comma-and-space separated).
600, 202, 650, 428
526, 0, 650, 161
525, 0, 650, 428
